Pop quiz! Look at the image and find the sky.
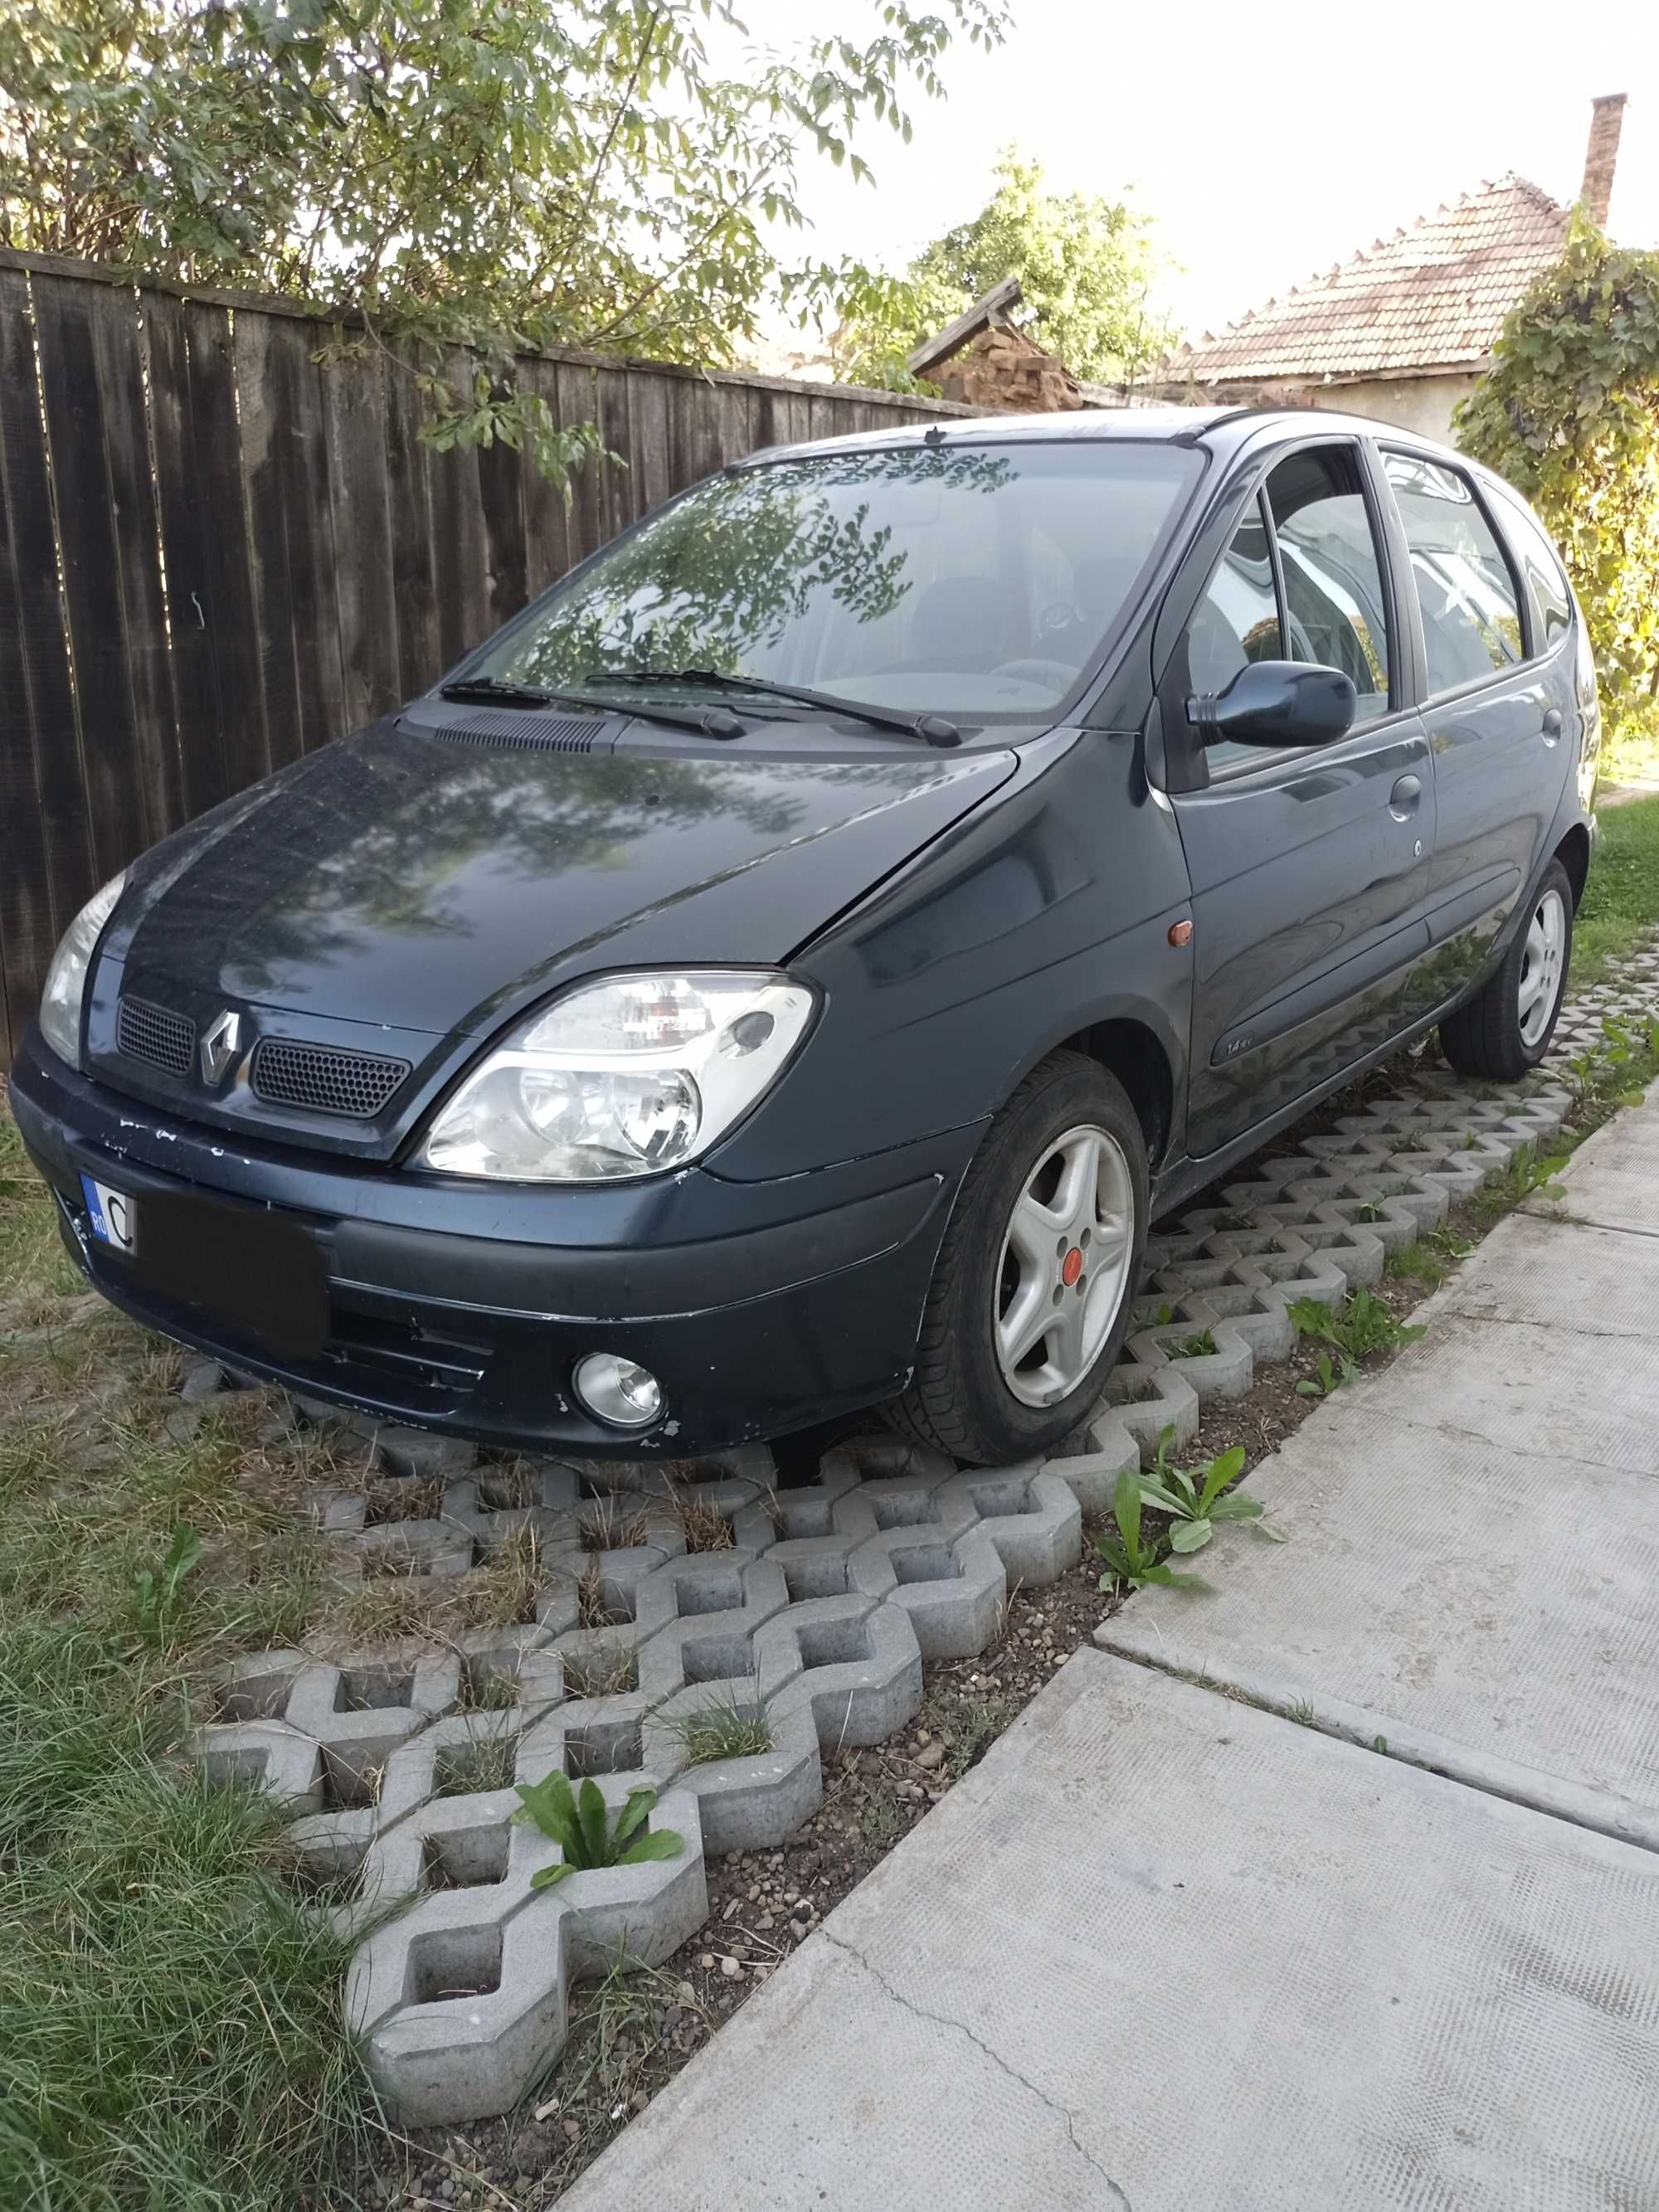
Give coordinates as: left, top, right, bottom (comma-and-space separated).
732, 0, 1659, 344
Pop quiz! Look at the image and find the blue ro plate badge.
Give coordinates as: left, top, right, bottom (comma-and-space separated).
80, 1174, 138, 1255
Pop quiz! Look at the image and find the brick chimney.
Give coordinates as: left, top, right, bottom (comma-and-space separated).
1580, 92, 1627, 227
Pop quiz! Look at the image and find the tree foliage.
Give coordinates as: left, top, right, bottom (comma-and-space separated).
1457, 216, 1659, 707
837, 146, 1174, 389
0, 0, 1007, 475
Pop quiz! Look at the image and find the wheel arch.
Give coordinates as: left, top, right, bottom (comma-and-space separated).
1053, 1015, 1176, 1169
1555, 821, 1592, 911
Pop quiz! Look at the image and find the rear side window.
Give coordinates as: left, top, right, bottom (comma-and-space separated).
1383, 452, 1524, 696
1491, 489, 1573, 649
1265, 446, 1392, 722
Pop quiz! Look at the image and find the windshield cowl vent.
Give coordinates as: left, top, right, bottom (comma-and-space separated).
419, 708, 610, 754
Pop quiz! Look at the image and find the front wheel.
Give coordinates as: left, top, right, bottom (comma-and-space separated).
888, 1052, 1148, 1465
1439, 859, 1574, 1082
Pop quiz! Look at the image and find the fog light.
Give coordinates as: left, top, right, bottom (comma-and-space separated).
572, 1352, 663, 1430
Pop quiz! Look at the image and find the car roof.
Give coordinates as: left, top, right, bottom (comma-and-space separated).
755, 403, 1471, 472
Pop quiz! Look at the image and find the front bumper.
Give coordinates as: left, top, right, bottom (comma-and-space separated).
8, 1030, 981, 1454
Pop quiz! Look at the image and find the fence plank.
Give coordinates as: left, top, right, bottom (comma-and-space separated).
516, 353, 572, 605
183, 299, 273, 801
324, 350, 401, 730
556, 361, 604, 573
0, 268, 94, 980
476, 421, 528, 639
144, 293, 229, 819
95, 285, 185, 842
31, 271, 154, 878
236, 312, 347, 763
382, 349, 440, 700
624, 365, 674, 521
425, 352, 492, 669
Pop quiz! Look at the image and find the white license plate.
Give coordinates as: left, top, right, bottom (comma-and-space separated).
80, 1174, 138, 1256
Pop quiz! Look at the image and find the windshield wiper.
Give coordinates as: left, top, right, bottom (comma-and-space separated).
439, 673, 745, 738
440, 676, 554, 707
590, 668, 961, 749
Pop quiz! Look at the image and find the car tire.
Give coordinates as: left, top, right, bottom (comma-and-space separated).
888, 1051, 1149, 1466
1438, 859, 1574, 1082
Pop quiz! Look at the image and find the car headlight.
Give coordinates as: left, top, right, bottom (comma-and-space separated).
38, 871, 127, 1070
413, 970, 816, 1183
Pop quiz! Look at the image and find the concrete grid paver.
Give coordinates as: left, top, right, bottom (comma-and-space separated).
182, 945, 1659, 2127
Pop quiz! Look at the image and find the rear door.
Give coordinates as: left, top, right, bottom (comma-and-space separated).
1378, 449, 1574, 1009
1165, 436, 1435, 1158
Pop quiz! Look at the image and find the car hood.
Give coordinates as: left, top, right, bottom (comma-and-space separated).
102, 717, 1018, 1043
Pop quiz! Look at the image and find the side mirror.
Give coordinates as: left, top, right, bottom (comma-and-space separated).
1187, 659, 1356, 749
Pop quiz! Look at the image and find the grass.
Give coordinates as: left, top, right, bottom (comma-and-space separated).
434, 1728, 519, 1796
659, 1680, 775, 1768
1575, 790, 1659, 983
0, 1087, 382, 2206
0, 1622, 373, 2210
1166, 1328, 1218, 1360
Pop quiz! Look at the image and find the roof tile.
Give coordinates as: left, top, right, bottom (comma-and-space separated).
1172, 175, 1568, 384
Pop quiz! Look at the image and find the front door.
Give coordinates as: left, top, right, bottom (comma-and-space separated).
1169, 440, 1435, 1157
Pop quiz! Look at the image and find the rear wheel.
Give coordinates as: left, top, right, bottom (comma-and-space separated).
1439, 858, 1573, 1081
888, 1052, 1148, 1465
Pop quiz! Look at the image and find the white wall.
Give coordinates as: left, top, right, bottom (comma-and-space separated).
1308, 373, 1481, 447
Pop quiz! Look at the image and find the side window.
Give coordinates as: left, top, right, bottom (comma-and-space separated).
1492, 489, 1572, 649
1383, 452, 1524, 695
1185, 495, 1285, 773
1263, 446, 1392, 722
1187, 493, 1283, 700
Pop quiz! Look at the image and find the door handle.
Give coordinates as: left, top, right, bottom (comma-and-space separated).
1389, 773, 1422, 819
1541, 708, 1563, 743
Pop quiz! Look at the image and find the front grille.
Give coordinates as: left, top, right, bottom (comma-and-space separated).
117, 994, 195, 1077
250, 1038, 411, 1120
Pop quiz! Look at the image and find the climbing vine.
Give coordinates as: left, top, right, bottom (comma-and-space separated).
1457, 216, 1659, 710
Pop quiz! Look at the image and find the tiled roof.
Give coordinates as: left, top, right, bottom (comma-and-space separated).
1172, 175, 1569, 386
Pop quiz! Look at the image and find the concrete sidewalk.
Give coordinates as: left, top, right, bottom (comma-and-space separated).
563, 1094, 1659, 2212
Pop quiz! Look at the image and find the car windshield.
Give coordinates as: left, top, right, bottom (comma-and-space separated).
468, 440, 1202, 720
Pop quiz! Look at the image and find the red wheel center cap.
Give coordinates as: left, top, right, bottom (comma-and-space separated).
1061, 1246, 1084, 1287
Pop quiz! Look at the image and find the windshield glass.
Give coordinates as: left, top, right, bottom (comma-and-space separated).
469, 440, 1201, 720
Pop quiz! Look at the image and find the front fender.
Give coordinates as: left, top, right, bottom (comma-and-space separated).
707, 728, 1196, 1182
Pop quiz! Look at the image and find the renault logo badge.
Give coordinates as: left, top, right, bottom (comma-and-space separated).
200, 1010, 242, 1085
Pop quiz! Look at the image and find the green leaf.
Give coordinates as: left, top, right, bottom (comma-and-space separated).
162, 1522, 202, 1586
1112, 1466, 1142, 1564
1209, 1495, 1263, 1521
612, 1786, 657, 1848
577, 1777, 610, 1865
1168, 1519, 1213, 1553
530, 1861, 575, 1889
1136, 1477, 1193, 1516
1196, 1446, 1247, 1514
514, 1770, 581, 1853
1296, 1378, 1322, 1398
618, 1827, 686, 1865
1136, 1562, 1210, 1591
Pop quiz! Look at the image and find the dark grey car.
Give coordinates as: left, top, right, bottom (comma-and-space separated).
11, 406, 1598, 1464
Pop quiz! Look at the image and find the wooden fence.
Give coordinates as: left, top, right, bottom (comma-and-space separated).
0, 249, 968, 1067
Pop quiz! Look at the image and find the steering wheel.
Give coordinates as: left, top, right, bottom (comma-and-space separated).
1038, 600, 1086, 640
988, 657, 1078, 689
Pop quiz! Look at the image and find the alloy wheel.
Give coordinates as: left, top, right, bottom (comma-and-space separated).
994, 1121, 1136, 1407
1518, 887, 1567, 1048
